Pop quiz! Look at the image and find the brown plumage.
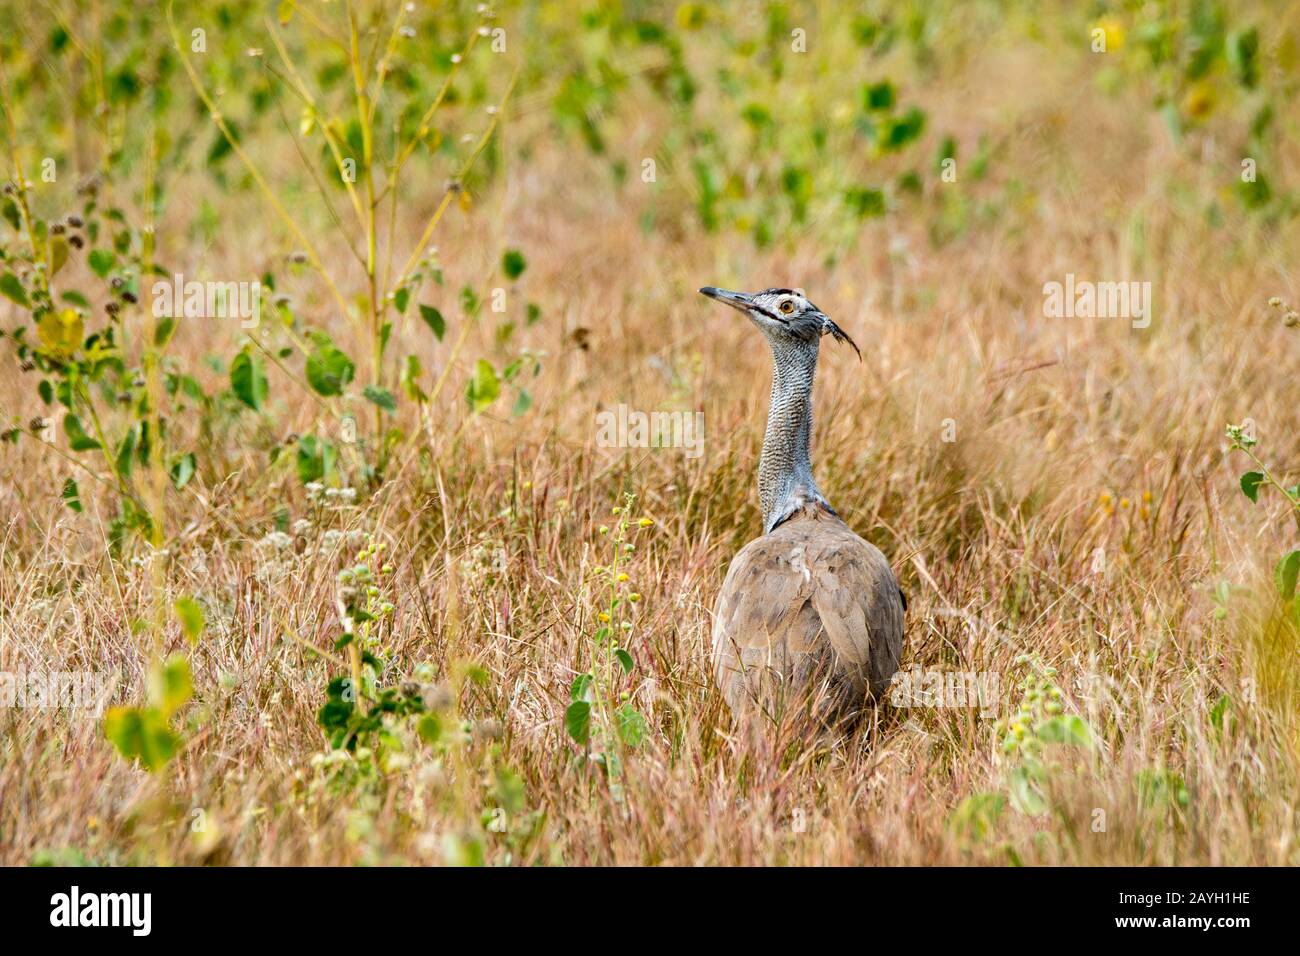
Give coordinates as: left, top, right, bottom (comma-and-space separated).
700, 285, 905, 732
711, 505, 904, 728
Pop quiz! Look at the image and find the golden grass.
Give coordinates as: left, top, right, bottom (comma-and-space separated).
2, 7, 1299, 866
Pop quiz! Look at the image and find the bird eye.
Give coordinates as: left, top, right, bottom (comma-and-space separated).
779, 299, 795, 315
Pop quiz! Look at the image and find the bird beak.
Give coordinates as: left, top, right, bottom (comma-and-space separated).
699, 286, 753, 314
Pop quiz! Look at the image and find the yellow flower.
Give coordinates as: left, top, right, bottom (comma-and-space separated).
638, 517, 654, 528
1095, 15, 1125, 51
597, 612, 610, 623
1182, 81, 1215, 120
616, 572, 629, 583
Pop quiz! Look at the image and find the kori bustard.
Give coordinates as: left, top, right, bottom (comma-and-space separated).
701, 286, 904, 732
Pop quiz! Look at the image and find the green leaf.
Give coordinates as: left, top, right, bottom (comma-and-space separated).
614, 648, 634, 674
512, 389, 533, 416
104, 706, 180, 772
174, 597, 205, 644
1009, 763, 1048, 816
948, 792, 1005, 841
1275, 550, 1300, 602
305, 341, 355, 396
0, 271, 29, 308
61, 477, 82, 513
419, 303, 446, 341
1208, 694, 1230, 734
564, 700, 591, 745
570, 673, 594, 703
459, 286, 480, 316
1240, 471, 1265, 502
363, 385, 397, 412
1136, 769, 1189, 810
863, 80, 895, 111
845, 187, 886, 218
0, 198, 18, 232
296, 434, 337, 485
149, 653, 193, 716
417, 713, 442, 744
400, 354, 427, 403
502, 248, 527, 280
115, 421, 143, 478
393, 286, 410, 314
465, 359, 500, 413
615, 703, 648, 747
230, 349, 267, 411
154, 317, 177, 348
114, 425, 137, 479
37, 309, 84, 356
170, 452, 196, 490
1214, 579, 1231, 605
63, 414, 100, 451
49, 235, 69, 276
1035, 714, 1095, 749
87, 249, 115, 279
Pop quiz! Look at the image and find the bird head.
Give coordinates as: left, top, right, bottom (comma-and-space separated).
698, 286, 860, 357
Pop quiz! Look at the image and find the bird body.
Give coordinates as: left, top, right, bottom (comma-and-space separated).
711, 505, 904, 723
700, 286, 904, 731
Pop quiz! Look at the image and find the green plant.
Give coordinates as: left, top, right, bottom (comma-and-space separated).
166, 0, 528, 490
1227, 420, 1300, 623
994, 661, 1096, 817
308, 529, 538, 865
103, 595, 203, 770
565, 494, 654, 789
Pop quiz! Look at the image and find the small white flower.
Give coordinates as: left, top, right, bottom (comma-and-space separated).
258, 531, 294, 550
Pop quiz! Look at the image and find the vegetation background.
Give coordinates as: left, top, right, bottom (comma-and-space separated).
2, 0, 1299, 865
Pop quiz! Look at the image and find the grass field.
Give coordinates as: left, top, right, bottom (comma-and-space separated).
2, 1, 1299, 865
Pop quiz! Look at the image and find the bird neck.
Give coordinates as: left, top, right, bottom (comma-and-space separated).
759, 339, 827, 533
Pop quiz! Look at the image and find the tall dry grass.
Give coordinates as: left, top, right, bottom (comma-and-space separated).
2, 5, 1299, 865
